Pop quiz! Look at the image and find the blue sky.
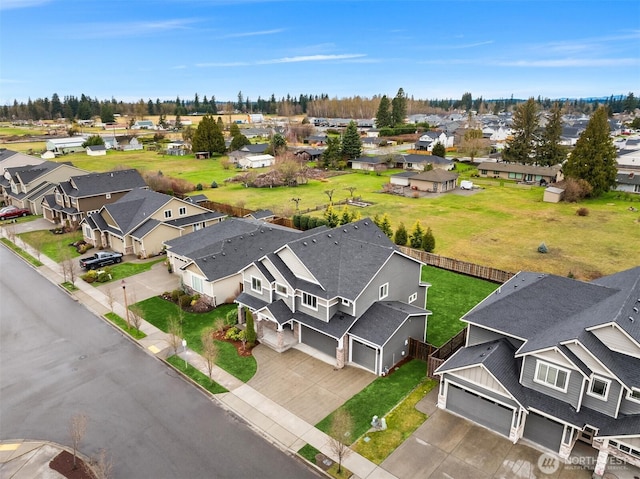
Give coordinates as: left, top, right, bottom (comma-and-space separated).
1, 0, 638, 105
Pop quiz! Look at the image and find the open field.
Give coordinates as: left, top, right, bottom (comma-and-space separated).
1, 146, 638, 279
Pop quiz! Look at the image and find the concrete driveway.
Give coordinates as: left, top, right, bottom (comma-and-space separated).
249, 345, 376, 424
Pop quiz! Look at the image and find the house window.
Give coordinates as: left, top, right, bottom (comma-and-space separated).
628, 388, 640, 403
302, 292, 317, 310
379, 283, 389, 300
588, 376, 610, 401
408, 292, 417, 303
192, 275, 203, 294
341, 298, 351, 306
105, 193, 111, 200
276, 283, 287, 296
534, 360, 569, 392
480, 169, 487, 175
251, 276, 262, 293
164, 209, 172, 219
179, 206, 187, 216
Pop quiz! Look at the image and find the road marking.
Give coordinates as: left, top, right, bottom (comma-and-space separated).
0, 444, 20, 451
148, 345, 160, 354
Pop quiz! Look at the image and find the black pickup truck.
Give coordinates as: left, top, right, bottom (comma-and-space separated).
79, 251, 123, 270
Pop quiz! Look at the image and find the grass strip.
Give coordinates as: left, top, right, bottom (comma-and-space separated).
1, 237, 43, 266
353, 377, 438, 463
104, 312, 146, 340
166, 355, 228, 394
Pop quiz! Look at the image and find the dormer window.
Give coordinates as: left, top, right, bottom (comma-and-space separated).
164, 209, 172, 219
628, 388, 640, 403
588, 376, 610, 401
408, 292, 417, 303
276, 283, 287, 296
251, 276, 262, 293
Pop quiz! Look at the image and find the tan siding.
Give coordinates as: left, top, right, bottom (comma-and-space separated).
455, 366, 511, 397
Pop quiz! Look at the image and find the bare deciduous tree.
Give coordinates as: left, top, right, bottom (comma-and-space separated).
91, 448, 113, 479
59, 246, 78, 284
167, 315, 183, 356
344, 186, 357, 198
328, 409, 353, 474
201, 327, 219, 381
324, 189, 335, 204
128, 296, 143, 332
69, 413, 88, 470
105, 288, 115, 313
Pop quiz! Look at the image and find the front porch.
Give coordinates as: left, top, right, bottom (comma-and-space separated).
257, 319, 297, 353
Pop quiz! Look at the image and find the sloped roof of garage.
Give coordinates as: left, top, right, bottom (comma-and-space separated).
349, 301, 429, 347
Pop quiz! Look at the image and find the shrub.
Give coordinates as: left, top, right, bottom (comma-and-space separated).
196, 183, 203, 191
245, 310, 257, 346
171, 289, 182, 302
225, 308, 238, 326
213, 318, 225, 333
293, 214, 301, 228
576, 207, 589, 216
225, 326, 242, 341
82, 270, 98, 283
300, 215, 309, 230
179, 294, 192, 308
96, 270, 112, 282
562, 178, 593, 202
538, 242, 548, 254
211, 181, 218, 188
307, 216, 317, 229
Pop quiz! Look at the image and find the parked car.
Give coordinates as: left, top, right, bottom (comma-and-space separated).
0, 206, 31, 220
79, 251, 123, 270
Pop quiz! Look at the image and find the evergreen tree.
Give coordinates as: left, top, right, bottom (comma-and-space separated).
339, 206, 353, 225
502, 98, 539, 164
536, 102, 567, 167
431, 142, 446, 158
51, 93, 63, 118
393, 222, 408, 246
217, 116, 224, 129
210, 96, 218, 115
270, 133, 287, 156
422, 227, 435, 252
409, 221, 424, 248
321, 136, 342, 169
229, 122, 241, 138
244, 309, 257, 346
82, 135, 105, 147
375, 95, 392, 128
563, 106, 617, 197
100, 103, 115, 123
229, 133, 250, 151
324, 205, 340, 227
391, 88, 407, 126
341, 121, 362, 161
192, 114, 226, 155
379, 213, 393, 238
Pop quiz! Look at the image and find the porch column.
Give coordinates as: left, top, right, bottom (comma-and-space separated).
335, 337, 345, 369
276, 325, 284, 349
237, 304, 245, 325
593, 445, 609, 478
256, 316, 264, 340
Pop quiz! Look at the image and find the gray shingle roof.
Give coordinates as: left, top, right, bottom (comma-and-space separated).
402, 154, 451, 166
348, 301, 429, 347
294, 309, 358, 340
60, 169, 146, 198
410, 170, 459, 183
102, 189, 171, 234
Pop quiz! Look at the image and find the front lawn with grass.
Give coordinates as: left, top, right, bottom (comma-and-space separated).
352, 377, 438, 464
166, 355, 228, 394
19, 229, 83, 262
0, 237, 43, 266
104, 312, 146, 340
133, 297, 257, 382
316, 359, 427, 443
83, 258, 165, 284
297, 444, 351, 479
423, 266, 498, 347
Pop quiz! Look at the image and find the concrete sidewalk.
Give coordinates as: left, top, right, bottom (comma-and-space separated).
0, 227, 394, 479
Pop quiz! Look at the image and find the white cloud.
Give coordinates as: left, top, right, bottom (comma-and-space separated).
70, 19, 197, 39
221, 29, 283, 38
257, 54, 366, 64
0, 0, 51, 10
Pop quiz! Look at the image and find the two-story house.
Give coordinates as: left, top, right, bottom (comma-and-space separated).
41, 169, 148, 227
234, 219, 431, 375
81, 188, 226, 258
435, 268, 640, 477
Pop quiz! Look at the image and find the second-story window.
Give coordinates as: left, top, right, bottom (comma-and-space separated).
179, 206, 187, 216
302, 292, 317, 310
534, 360, 569, 392
164, 209, 172, 219
276, 283, 287, 296
251, 276, 262, 293
379, 283, 389, 300
408, 292, 417, 303
588, 376, 610, 401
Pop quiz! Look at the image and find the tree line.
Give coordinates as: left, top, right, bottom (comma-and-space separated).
3, 90, 637, 122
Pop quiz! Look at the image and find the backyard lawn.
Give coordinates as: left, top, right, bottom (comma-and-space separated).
423, 265, 498, 347
133, 297, 257, 382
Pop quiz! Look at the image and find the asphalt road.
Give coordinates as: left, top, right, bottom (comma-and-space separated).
0, 247, 319, 479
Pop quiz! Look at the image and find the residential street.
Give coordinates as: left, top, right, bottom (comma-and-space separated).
0, 247, 319, 479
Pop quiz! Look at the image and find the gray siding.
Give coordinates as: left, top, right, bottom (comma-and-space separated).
295, 296, 329, 321
355, 255, 423, 316
521, 356, 582, 408
619, 396, 640, 415
380, 315, 426, 373
243, 278, 271, 303
581, 379, 622, 418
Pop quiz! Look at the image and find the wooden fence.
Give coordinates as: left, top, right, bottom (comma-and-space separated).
409, 328, 467, 378
399, 246, 514, 284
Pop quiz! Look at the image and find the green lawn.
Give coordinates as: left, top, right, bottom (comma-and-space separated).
104, 312, 146, 340
316, 359, 427, 444
133, 297, 257, 382
83, 258, 165, 284
423, 266, 498, 347
19, 229, 83, 262
0, 237, 43, 267
166, 355, 228, 394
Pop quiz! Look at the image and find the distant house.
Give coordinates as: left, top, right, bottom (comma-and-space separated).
45, 137, 86, 154
185, 194, 209, 205
303, 134, 328, 146
408, 170, 459, 193
397, 154, 453, 171
238, 154, 275, 169
614, 172, 640, 194
244, 209, 276, 222
166, 141, 189, 156
477, 163, 563, 184
349, 156, 387, 171
118, 137, 143, 151
81, 189, 226, 258
414, 131, 454, 151
42, 169, 148, 226
86, 145, 106, 156
389, 171, 417, 187
294, 148, 324, 162
131, 120, 155, 130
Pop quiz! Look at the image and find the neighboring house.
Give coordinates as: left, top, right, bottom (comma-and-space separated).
86, 145, 106, 156
389, 171, 417, 187
244, 209, 276, 222
41, 169, 148, 226
477, 163, 563, 184
118, 137, 143, 151
614, 172, 640, 194
238, 154, 275, 169
294, 148, 324, 162
397, 154, 453, 171
185, 194, 209, 205
3, 161, 89, 214
131, 120, 155, 129
81, 188, 226, 258
166, 141, 189, 156
0, 149, 44, 177
408, 170, 459, 193
436, 267, 640, 476
349, 156, 387, 171
303, 134, 328, 146
617, 149, 640, 172
227, 144, 270, 164
234, 219, 431, 375
414, 131, 454, 151
45, 137, 86, 154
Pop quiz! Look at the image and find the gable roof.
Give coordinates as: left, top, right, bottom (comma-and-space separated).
479, 162, 562, 174
402, 154, 451, 166
100, 188, 172, 234
240, 143, 269, 154
410, 169, 459, 183
59, 169, 146, 198
349, 301, 429, 347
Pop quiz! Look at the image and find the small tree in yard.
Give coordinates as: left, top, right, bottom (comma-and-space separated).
394, 222, 408, 246
409, 221, 424, 249
422, 227, 436, 252
201, 327, 218, 380
129, 299, 143, 332
431, 142, 446, 158
69, 413, 88, 470
167, 314, 183, 355
328, 409, 353, 474
244, 309, 257, 346
91, 449, 113, 479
